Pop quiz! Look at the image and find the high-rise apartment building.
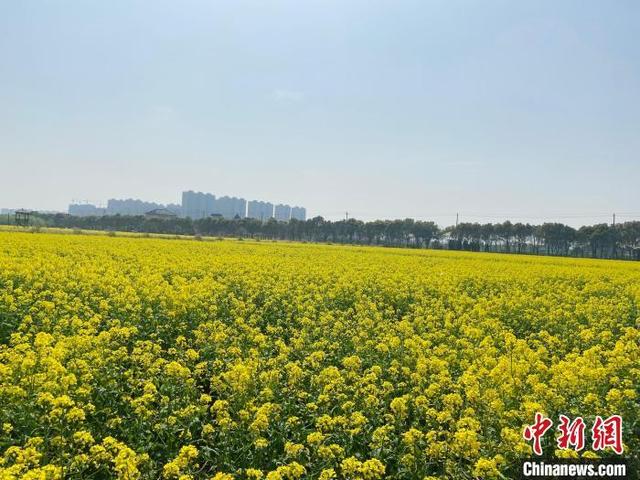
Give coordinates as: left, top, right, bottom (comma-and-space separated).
68, 204, 106, 217
213, 196, 247, 219
181, 191, 216, 219
247, 200, 274, 221
106, 199, 163, 216
291, 206, 306, 221
274, 204, 291, 221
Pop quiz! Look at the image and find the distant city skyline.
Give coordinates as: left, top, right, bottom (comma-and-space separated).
1, 1, 639, 227
3, 193, 638, 228
67, 190, 307, 222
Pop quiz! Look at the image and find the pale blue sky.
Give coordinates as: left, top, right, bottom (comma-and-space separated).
1, 0, 638, 225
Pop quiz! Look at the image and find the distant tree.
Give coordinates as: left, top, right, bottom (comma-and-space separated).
513, 223, 533, 254
538, 223, 576, 256
32, 213, 639, 261
495, 221, 514, 252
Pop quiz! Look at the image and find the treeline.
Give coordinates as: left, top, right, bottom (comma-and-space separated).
11, 213, 640, 260
445, 221, 640, 260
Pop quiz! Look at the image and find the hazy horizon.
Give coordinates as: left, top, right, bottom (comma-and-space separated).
1, 1, 639, 227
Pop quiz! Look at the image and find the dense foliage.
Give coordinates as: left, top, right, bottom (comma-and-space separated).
12, 213, 640, 260
0, 232, 638, 479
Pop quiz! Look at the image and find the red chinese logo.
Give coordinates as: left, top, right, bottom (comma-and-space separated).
523, 414, 623, 455
523, 413, 554, 455
592, 415, 623, 455
557, 415, 586, 451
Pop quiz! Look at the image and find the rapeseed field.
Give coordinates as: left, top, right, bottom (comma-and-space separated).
0, 232, 637, 479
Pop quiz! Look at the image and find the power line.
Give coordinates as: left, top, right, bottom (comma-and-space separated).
312, 210, 640, 224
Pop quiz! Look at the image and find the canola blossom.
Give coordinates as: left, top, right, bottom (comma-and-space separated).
0, 232, 638, 479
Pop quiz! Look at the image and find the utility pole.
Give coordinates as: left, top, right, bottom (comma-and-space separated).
612, 213, 616, 226
345, 211, 349, 221
455, 212, 459, 227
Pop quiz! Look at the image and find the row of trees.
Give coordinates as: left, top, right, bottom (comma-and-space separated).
446, 221, 640, 259
10, 213, 640, 260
